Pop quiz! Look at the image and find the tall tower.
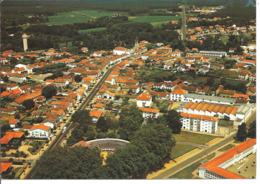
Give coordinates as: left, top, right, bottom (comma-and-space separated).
22, 33, 28, 52
134, 36, 139, 51
181, 0, 186, 41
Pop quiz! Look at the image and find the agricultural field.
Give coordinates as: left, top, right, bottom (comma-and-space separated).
42, 10, 123, 26
173, 131, 217, 145
78, 27, 106, 34
130, 15, 180, 25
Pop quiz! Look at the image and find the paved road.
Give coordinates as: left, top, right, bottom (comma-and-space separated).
153, 133, 236, 179
24, 63, 119, 179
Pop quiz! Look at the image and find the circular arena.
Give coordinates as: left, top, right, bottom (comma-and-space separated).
73, 138, 130, 151
86, 138, 130, 151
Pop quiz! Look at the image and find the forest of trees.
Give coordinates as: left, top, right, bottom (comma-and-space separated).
32, 121, 175, 179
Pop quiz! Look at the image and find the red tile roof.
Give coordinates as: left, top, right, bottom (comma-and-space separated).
200, 139, 256, 179
181, 112, 218, 121
1, 162, 12, 173
30, 124, 50, 131
137, 93, 152, 101
1, 132, 24, 145
139, 107, 159, 113
171, 88, 187, 95
9, 119, 18, 124
90, 110, 102, 118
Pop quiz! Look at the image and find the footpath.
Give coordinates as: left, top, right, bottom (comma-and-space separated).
146, 135, 234, 179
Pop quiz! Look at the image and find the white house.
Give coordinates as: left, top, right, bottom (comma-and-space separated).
113, 47, 127, 55
138, 107, 160, 119
30, 124, 51, 138
136, 92, 152, 107
90, 110, 102, 123
9, 119, 20, 128
170, 88, 188, 101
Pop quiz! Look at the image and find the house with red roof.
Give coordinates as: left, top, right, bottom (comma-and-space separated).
1, 132, 25, 150
199, 139, 256, 179
1, 162, 13, 174
8, 119, 20, 128
29, 124, 51, 138
136, 92, 152, 107
138, 107, 160, 119
170, 88, 188, 101
90, 110, 103, 123
113, 47, 127, 55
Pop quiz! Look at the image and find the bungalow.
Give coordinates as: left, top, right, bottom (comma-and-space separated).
103, 90, 115, 100
137, 92, 152, 107
30, 124, 51, 138
0, 107, 16, 115
9, 119, 20, 128
1, 132, 25, 150
113, 47, 127, 55
170, 88, 188, 101
43, 117, 57, 129
90, 110, 103, 123
138, 107, 160, 119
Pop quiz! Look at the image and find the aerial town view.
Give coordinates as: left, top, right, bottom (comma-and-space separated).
0, 0, 257, 181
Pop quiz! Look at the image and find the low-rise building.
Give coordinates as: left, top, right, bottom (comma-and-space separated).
199, 139, 256, 179
138, 107, 160, 119
30, 124, 51, 138
137, 92, 152, 107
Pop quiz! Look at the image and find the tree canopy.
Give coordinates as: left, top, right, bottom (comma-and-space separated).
22, 99, 35, 110
164, 110, 182, 134
118, 104, 144, 140
236, 123, 247, 142
41, 85, 57, 99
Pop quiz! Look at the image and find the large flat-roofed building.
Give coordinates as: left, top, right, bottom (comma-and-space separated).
180, 113, 218, 134
178, 102, 253, 122
200, 50, 227, 57
183, 93, 236, 105
199, 139, 256, 179
178, 102, 238, 120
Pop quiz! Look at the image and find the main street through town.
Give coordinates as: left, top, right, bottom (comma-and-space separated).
24, 60, 123, 179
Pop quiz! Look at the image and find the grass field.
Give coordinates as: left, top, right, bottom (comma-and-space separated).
218, 144, 235, 152
170, 144, 196, 160
78, 27, 106, 34
174, 131, 217, 145
130, 15, 180, 25
169, 153, 216, 179
42, 10, 121, 26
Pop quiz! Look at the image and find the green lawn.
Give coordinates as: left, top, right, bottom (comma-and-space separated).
170, 144, 196, 160
169, 153, 216, 179
218, 144, 235, 152
174, 131, 217, 145
78, 27, 106, 34
130, 15, 180, 24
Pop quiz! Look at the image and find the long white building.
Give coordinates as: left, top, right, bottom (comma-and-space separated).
199, 139, 256, 179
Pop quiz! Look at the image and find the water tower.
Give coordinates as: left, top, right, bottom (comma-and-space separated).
22, 33, 28, 52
